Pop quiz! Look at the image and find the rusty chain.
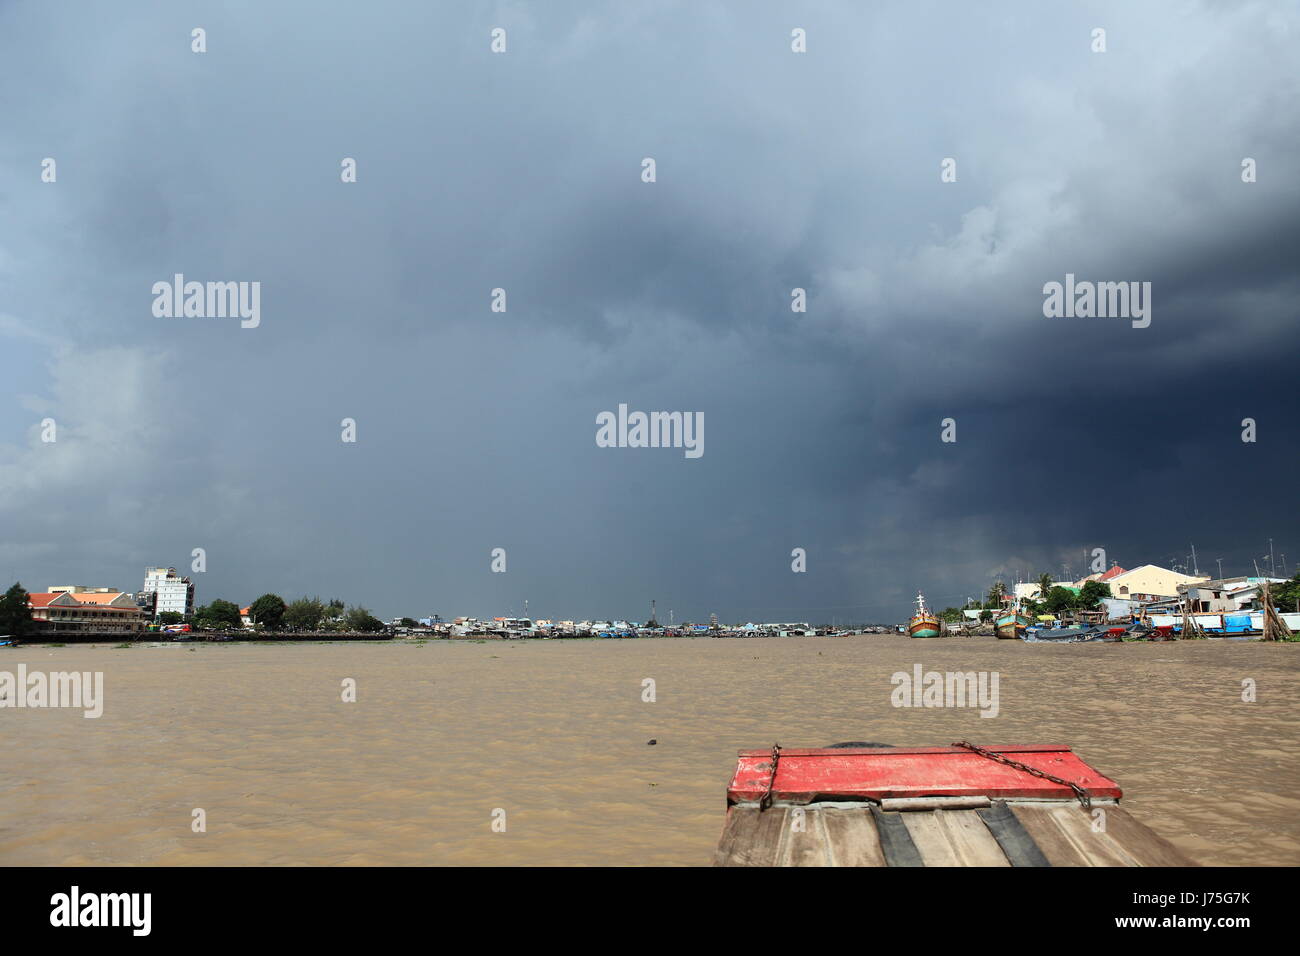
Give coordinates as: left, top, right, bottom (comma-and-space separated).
952, 740, 1092, 810
759, 742, 781, 810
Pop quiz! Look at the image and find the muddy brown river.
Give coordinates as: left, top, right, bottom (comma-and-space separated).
1, 636, 1295, 865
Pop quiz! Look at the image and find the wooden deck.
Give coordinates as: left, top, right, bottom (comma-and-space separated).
714, 800, 1196, 867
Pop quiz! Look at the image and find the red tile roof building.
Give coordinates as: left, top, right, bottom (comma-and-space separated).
27, 590, 146, 634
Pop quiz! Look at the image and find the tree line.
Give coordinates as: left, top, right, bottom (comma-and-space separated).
191, 595, 386, 632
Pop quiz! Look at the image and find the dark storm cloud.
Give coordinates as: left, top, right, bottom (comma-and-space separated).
1, 1, 1297, 622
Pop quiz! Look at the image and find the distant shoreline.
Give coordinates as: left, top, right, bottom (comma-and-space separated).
8, 631, 1282, 649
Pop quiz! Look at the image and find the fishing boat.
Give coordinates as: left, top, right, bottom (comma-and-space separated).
994, 603, 1033, 639
714, 742, 1195, 866
907, 593, 941, 638
1022, 624, 1108, 643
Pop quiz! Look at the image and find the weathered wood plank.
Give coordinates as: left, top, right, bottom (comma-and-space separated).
819, 807, 887, 867
714, 806, 767, 866
781, 807, 831, 866
1098, 807, 1199, 867
900, 808, 1010, 866
1011, 804, 1136, 866
1045, 804, 1141, 867
714, 806, 791, 866
1009, 804, 1095, 866
936, 809, 1012, 867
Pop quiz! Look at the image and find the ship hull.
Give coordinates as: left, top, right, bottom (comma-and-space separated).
908, 614, 942, 638
995, 612, 1033, 640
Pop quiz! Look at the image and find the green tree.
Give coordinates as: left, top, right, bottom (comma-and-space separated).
284, 597, 325, 631
1077, 580, 1113, 608
1045, 586, 1076, 615
344, 605, 385, 633
0, 582, 33, 638
1272, 573, 1300, 612
398, 617, 419, 628
317, 598, 346, 630
195, 599, 242, 630
986, 581, 1007, 608
156, 611, 185, 625
248, 594, 287, 630
939, 607, 963, 623
1037, 573, 1054, 600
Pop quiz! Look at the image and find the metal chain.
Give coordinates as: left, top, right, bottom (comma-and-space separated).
759, 742, 781, 810
952, 740, 1092, 810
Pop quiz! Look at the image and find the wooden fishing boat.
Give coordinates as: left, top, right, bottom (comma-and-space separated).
714, 743, 1196, 866
995, 606, 1033, 639
907, 593, 941, 638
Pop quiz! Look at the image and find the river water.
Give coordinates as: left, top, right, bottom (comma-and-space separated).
2, 635, 1295, 865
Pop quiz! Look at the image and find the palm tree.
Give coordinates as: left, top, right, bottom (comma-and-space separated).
1037, 572, 1054, 600
986, 581, 1007, 608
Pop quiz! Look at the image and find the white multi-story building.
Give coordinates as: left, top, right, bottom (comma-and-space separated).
141, 567, 195, 617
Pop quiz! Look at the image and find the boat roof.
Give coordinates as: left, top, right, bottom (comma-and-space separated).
727, 745, 1121, 804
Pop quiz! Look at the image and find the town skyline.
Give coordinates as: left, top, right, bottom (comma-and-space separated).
7, 548, 1296, 628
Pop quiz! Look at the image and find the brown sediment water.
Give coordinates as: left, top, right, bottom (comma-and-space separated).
0, 635, 1295, 866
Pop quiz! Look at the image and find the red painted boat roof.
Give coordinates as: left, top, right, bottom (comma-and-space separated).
727, 745, 1122, 804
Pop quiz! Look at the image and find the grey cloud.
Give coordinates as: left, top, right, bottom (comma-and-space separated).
1, 1, 1296, 621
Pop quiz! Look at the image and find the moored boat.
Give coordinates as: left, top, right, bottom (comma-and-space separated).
1022, 624, 1108, 643
995, 604, 1033, 639
907, 593, 941, 638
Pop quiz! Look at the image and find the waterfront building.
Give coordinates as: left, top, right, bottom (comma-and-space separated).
1179, 577, 1290, 613
28, 590, 146, 633
1104, 565, 1208, 601
451, 617, 483, 637
141, 567, 195, 617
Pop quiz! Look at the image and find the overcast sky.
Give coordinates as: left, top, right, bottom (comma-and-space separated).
2, 1, 1297, 623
